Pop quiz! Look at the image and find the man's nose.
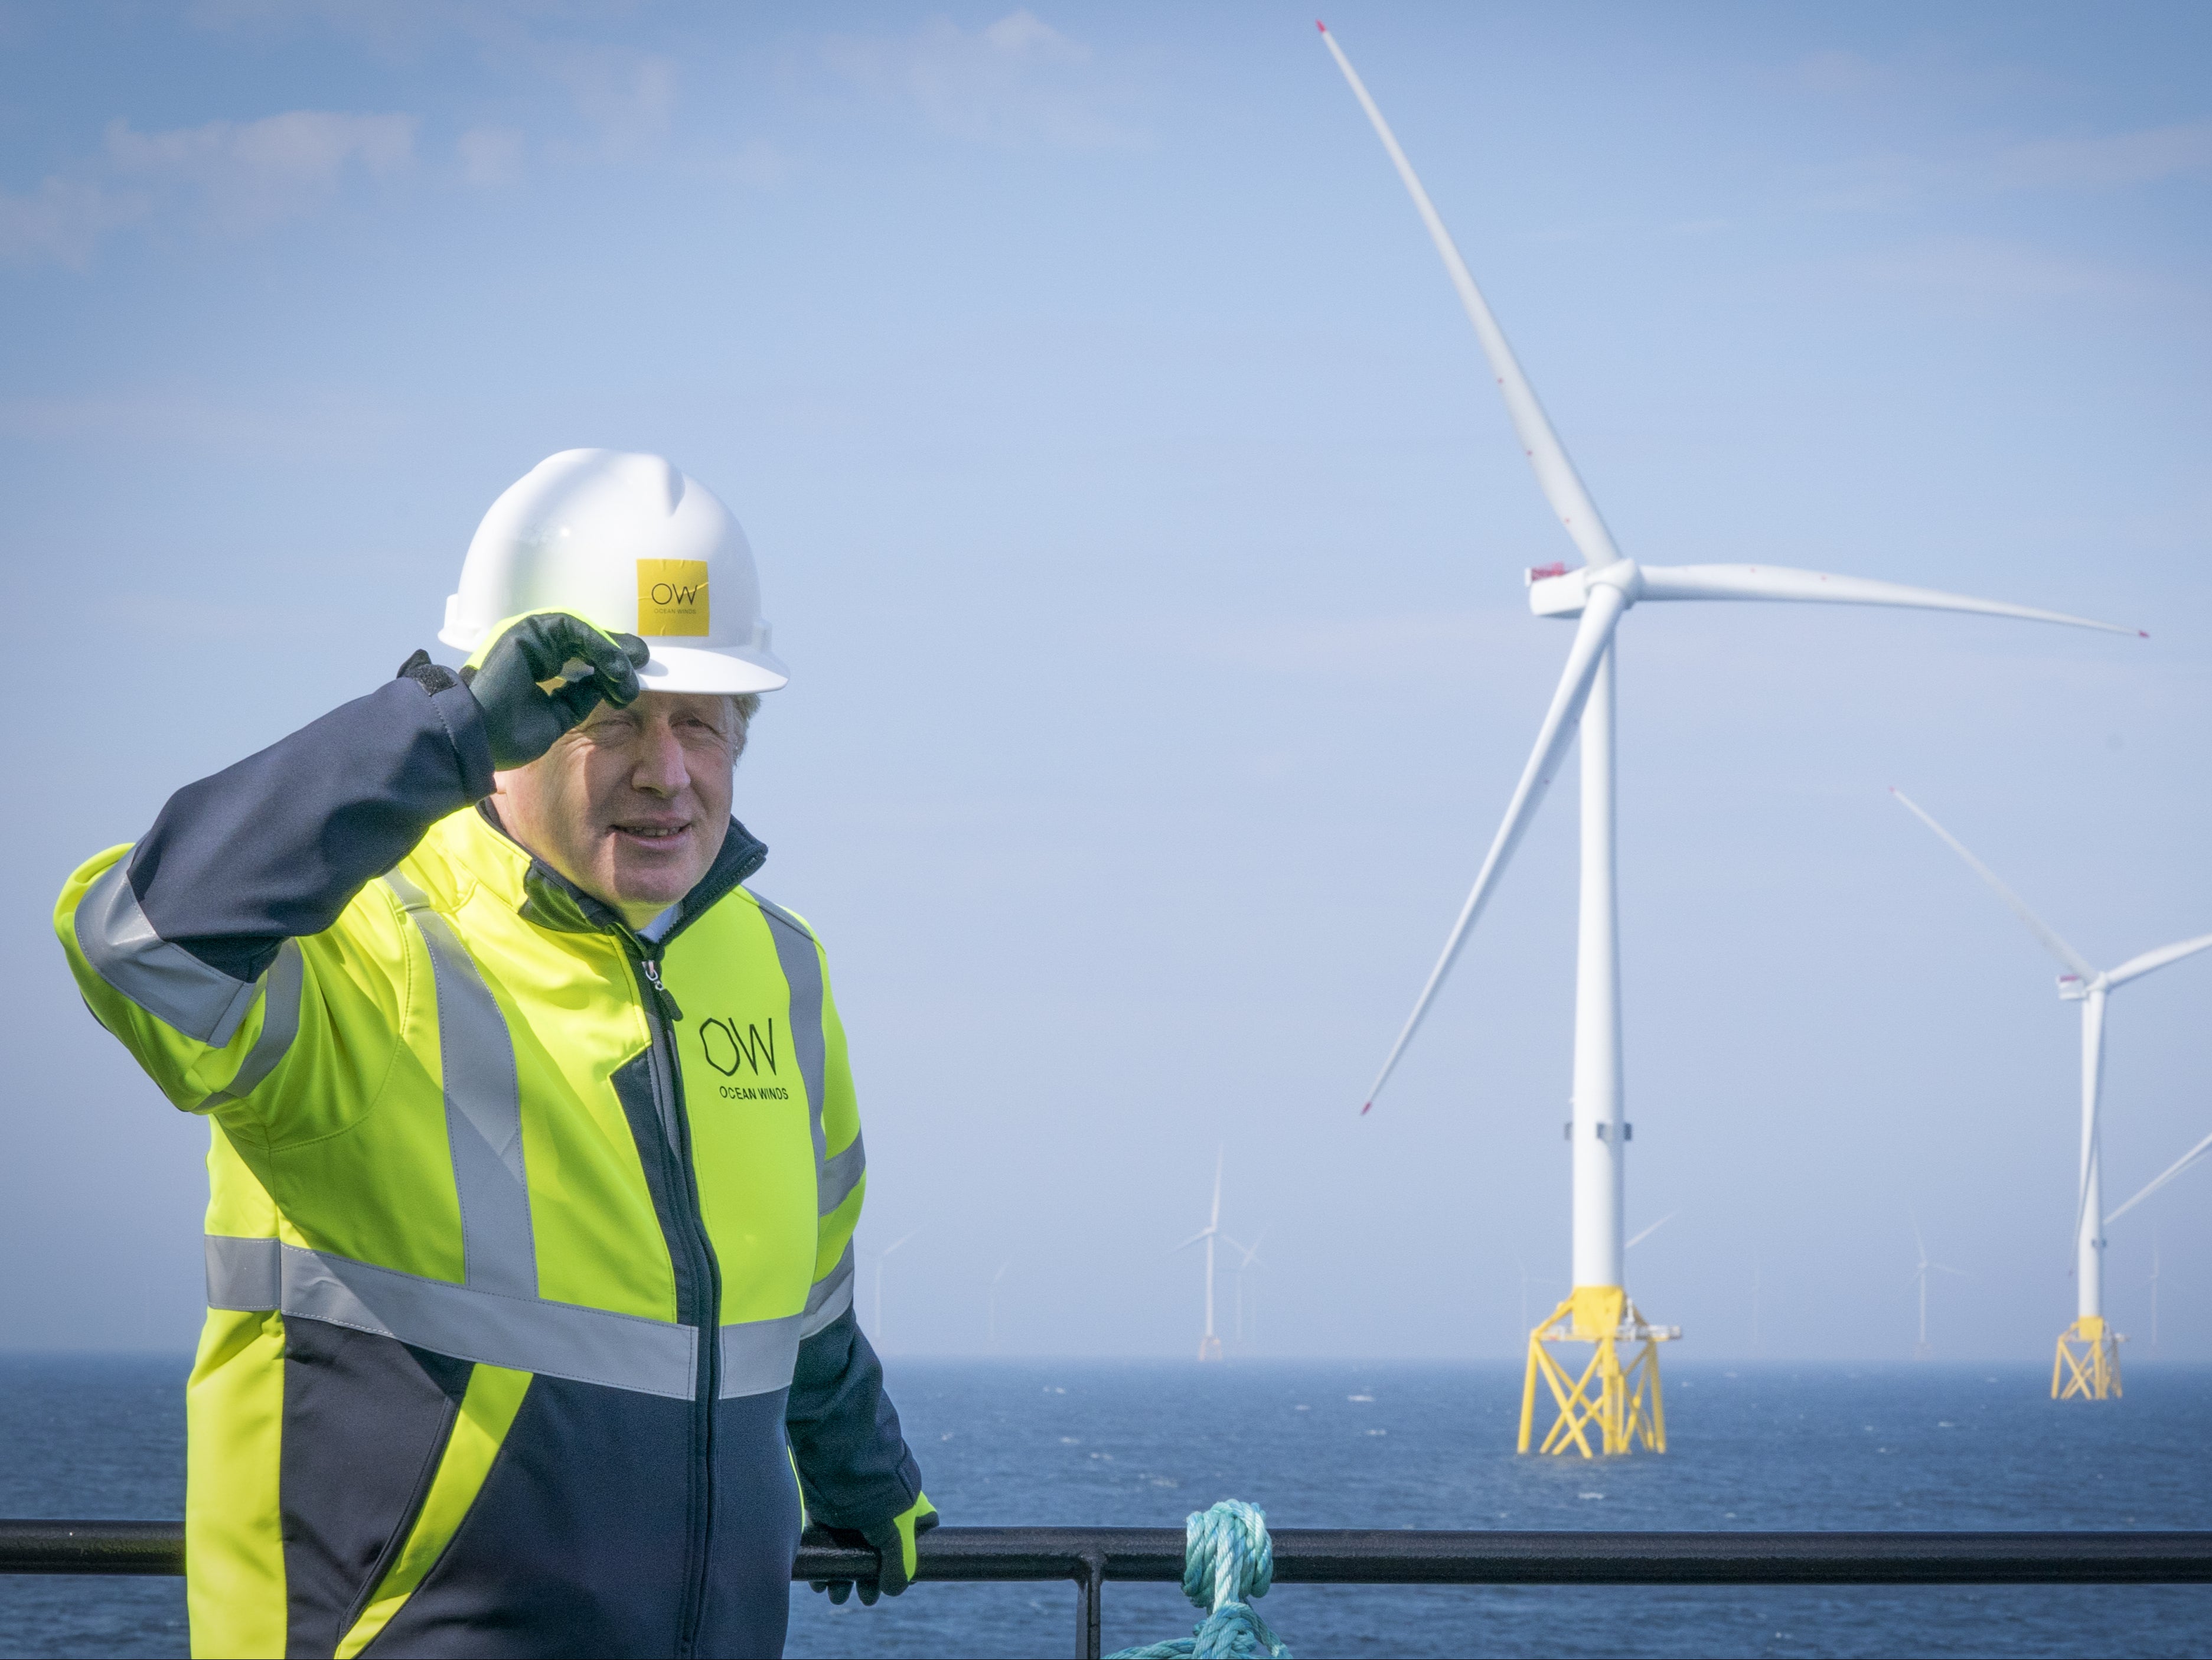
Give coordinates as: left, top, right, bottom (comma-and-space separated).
629, 720, 690, 797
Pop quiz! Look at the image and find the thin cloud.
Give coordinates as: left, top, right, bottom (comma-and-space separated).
1989, 122, 2212, 191
458, 125, 526, 187
1818, 119, 2212, 211
107, 111, 416, 230
0, 110, 417, 267
1848, 234, 2191, 307
824, 9, 1144, 151
1163, 608, 1544, 688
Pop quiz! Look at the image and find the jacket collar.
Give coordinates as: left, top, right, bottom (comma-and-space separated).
456, 801, 768, 951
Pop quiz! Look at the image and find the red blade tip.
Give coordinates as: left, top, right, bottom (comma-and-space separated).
2139, 630, 2151, 638
1359, 1100, 1372, 1116
1316, 20, 1328, 32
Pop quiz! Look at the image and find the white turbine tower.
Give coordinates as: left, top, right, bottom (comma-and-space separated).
1890, 789, 2212, 1400
1173, 1147, 1252, 1362
1232, 1230, 1267, 1344
1317, 21, 2139, 1458
872, 1227, 922, 1351
1910, 1221, 1969, 1361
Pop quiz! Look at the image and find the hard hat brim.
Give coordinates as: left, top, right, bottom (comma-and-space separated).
634, 641, 790, 695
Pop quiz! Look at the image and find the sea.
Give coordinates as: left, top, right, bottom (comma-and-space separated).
2, 1355, 2207, 1659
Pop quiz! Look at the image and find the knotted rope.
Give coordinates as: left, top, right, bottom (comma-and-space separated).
1108, 1499, 1293, 1659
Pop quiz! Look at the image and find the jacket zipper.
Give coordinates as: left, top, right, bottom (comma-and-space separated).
631, 946, 720, 1658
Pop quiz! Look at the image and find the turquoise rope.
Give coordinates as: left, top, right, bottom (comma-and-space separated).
1107, 1499, 1293, 1659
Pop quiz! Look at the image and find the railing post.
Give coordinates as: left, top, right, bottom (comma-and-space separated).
1074, 1545, 1105, 1660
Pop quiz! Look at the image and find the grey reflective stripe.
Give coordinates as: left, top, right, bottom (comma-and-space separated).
283, 1245, 696, 1397
206, 1234, 280, 1312
207, 1235, 702, 1397
819, 1130, 866, 1217
77, 859, 262, 1046
800, 1244, 856, 1340
718, 1314, 805, 1399
753, 895, 828, 1173
193, 941, 305, 1110
384, 873, 537, 1300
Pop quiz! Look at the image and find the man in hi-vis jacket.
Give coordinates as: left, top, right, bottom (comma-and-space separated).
56, 449, 933, 1659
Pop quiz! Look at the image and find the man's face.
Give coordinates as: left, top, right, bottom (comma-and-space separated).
494, 691, 738, 928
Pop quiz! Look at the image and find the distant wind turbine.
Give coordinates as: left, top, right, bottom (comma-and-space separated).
1317, 16, 2138, 1457
1172, 1147, 1251, 1362
1891, 788, 2212, 1398
1232, 1229, 1267, 1344
1625, 1212, 1679, 1251
1910, 1220, 1970, 1361
872, 1226, 922, 1349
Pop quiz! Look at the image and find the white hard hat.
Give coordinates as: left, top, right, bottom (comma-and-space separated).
441, 448, 789, 694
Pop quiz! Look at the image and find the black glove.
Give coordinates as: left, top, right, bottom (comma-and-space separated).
810, 1496, 938, 1606
456, 613, 650, 771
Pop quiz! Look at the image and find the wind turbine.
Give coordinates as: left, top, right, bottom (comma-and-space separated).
1232, 1229, 1267, 1344
1317, 20, 2139, 1459
987, 1258, 1011, 1349
1910, 1221, 1970, 1362
872, 1226, 922, 1350
1890, 790, 2212, 1400
1625, 1212, 1679, 1251
1172, 1147, 1251, 1362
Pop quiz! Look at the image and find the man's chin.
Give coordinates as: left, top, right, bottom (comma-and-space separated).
597, 852, 706, 917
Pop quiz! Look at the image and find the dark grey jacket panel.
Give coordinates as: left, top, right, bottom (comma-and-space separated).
785, 1307, 924, 1531
360, 1379, 801, 1660
129, 677, 492, 983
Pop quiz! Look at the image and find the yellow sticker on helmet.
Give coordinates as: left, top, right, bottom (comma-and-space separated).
637, 559, 710, 637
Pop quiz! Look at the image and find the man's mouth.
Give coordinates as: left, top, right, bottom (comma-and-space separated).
612, 821, 691, 846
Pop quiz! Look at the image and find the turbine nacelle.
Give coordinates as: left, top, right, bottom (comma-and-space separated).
2057, 973, 2092, 1002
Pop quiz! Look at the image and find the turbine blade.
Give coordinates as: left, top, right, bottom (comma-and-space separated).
2105, 932, 2212, 990
1635, 565, 2139, 636
1210, 1144, 1223, 1229
1361, 584, 1629, 1111
2105, 1127, 2212, 1225
1889, 790, 2096, 980
1170, 1228, 1212, 1254
1318, 22, 1621, 572
1624, 1210, 1679, 1250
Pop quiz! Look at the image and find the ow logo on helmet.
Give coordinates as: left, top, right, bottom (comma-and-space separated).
700, 1016, 777, 1078
637, 559, 710, 637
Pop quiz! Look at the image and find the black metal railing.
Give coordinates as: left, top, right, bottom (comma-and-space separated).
6, 1521, 2210, 1659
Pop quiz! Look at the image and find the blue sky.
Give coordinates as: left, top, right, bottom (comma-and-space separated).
4, 1, 2209, 1367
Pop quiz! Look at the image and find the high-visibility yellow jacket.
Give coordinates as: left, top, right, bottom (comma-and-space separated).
56, 674, 920, 1659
